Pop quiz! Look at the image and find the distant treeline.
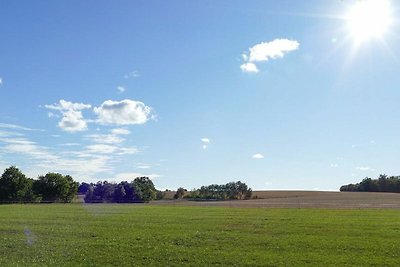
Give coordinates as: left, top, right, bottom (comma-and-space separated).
340, 175, 400, 193
80, 177, 157, 203
0, 166, 78, 203
174, 181, 252, 200
1, 165, 253, 204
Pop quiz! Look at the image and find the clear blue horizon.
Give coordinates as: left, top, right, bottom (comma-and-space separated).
0, 0, 399, 190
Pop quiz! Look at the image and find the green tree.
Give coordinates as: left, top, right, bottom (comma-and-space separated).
132, 177, 156, 202
33, 173, 78, 202
174, 187, 185, 199
0, 166, 36, 202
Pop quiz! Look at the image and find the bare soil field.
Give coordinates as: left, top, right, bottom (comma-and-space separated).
152, 191, 400, 208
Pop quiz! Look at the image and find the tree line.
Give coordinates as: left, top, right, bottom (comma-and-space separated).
1, 166, 253, 203
0, 166, 78, 203
81, 177, 157, 203
174, 181, 252, 200
340, 174, 400, 193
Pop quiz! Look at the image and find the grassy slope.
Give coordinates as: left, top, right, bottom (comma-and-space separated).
0, 204, 400, 266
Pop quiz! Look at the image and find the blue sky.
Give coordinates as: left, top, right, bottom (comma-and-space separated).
0, 0, 399, 190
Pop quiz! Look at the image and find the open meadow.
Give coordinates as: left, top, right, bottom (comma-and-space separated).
1, 192, 400, 266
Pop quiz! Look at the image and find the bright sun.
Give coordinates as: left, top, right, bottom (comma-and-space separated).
346, 0, 393, 44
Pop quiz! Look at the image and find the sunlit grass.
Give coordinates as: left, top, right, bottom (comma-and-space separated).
0, 204, 399, 266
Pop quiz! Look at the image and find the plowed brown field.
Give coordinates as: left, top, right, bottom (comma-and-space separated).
153, 191, 400, 208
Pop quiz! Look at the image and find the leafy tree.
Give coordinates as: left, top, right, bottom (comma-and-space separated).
132, 177, 156, 202
174, 187, 185, 199
78, 182, 91, 194
113, 184, 126, 203
0, 166, 37, 202
340, 174, 400, 193
156, 190, 166, 200
33, 173, 78, 202
188, 181, 252, 200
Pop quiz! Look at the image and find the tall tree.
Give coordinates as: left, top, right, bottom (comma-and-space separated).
33, 173, 78, 202
132, 177, 156, 202
0, 166, 36, 202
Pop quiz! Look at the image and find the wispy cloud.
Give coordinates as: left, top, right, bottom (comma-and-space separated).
201, 138, 210, 149
355, 166, 375, 171
117, 86, 126, 94
0, 130, 137, 181
111, 128, 131, 135
241, 38, 300, 73
136, 164, 151, 169
252, 153, 264, 159
45, 100, 91, 132
114, 172, 160, 181
0, 123, 40, 131
85, 133, 125, 144
124, 70, 140, 79
0, 77, 3, 86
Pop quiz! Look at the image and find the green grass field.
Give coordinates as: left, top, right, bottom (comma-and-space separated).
1, 204, 400, 266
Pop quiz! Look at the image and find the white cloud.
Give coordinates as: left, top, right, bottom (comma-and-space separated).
330, 163, 339, 168
241, 38, 299, 73
0, 123, 38, 131
245, 39, 300, 62
111, 128, 131, 135
137, 164, 151, 169
0, 128, 139, 182
86, 144, 118, 154
356, 166, 375, 171
117, 86, 126, 93
85, 134, 125, 144
85, 144, 138, 155
94, 99, 153, 126
240, 62, 259, 73
201, 138, 210, 149
201, 138, 210, 144
252, 153, 264, 159
59, 143, 80, 147
124, 70, 140, 79
115, 172, 160, 181
47, 112, 59, 118
0, 77, 2, 86
45, 100, 91, 132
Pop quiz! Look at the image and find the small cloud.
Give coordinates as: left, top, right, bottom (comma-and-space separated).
117, 86, 126, 94
137, 164, 151, 169
201, 138, 210, 149
124, 70, 140, 79
241, 38, 299, 73
94, 99, 153, 126
115, 172, 160, 181
201, 138, 210, 144
0, 123, 38, 131
330, 163, 338, 168
85, 133, 125, 144
370, 140, 376, 144
356, 166, 371, 171
45, 100, 91, 132
111, 128, 131, 135
47, 112, 59, 118
0, 77, 3, 86
59, 143, 80, 147
252, 153, 264, 159
240, 63, 259, 73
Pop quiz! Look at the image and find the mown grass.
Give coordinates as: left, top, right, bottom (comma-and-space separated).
0, 204, 399, 266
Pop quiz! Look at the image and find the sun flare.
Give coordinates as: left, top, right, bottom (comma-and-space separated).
346, 0, 393, 44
